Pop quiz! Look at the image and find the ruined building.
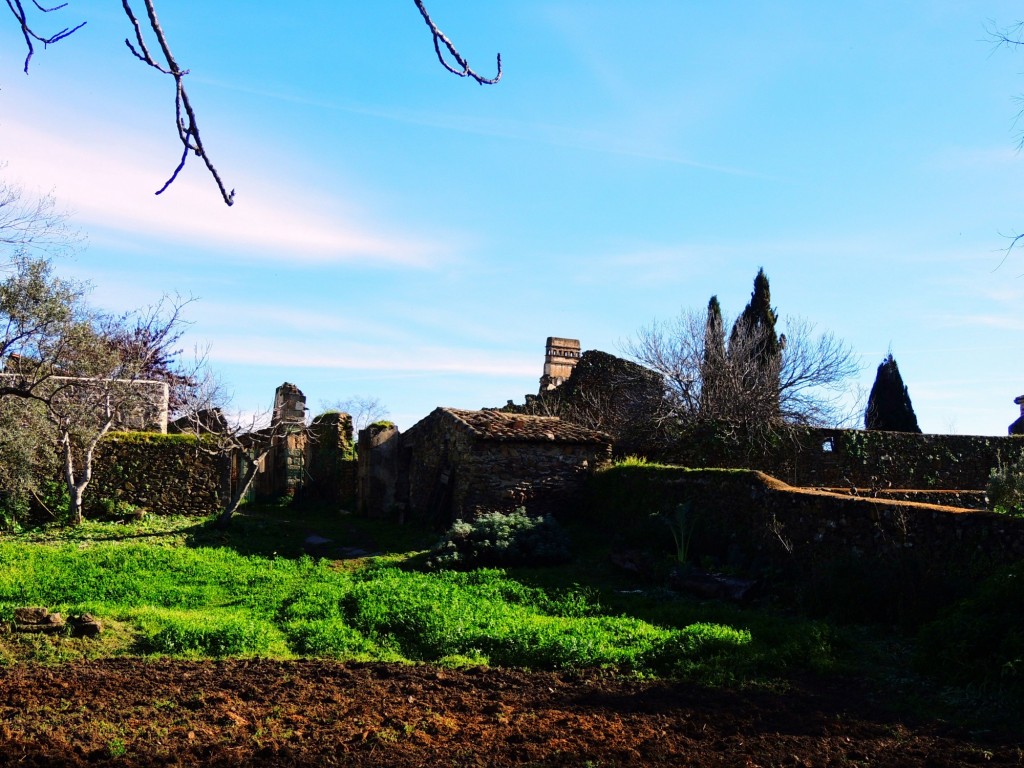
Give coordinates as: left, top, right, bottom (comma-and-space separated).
359, 407, 611, 525
539, 337, 581, 391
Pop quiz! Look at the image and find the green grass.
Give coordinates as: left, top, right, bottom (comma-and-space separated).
3, 501, 1022, 732
0, 506, 837, 687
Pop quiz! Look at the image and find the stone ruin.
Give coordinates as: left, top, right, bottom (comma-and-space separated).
539, 337, 581, 391
0, 369, 170, 433
1010, 395, 1024, 436
254, 383, 358, 503
358, 407, 612, 525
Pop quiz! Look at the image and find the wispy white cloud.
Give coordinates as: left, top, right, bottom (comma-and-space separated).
943, 313, 1024, 332
0, 104, 445, 268
195, 77, 762, 179
207, 336, 536, 378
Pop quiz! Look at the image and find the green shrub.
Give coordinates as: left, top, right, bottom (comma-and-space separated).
98, 497, 143, 519
427, 509, 570, 569
987, 456, 1024, 516
0, 493, 29, 533
134, 608, 283, 657
915, 562, 1024, 696
283, 618, 381, 658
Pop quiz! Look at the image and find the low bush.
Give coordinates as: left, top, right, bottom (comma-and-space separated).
133, 607, 285, 657
914, 562, 1024, 697
987, 456, 1024, 516
427, 509, 570, 569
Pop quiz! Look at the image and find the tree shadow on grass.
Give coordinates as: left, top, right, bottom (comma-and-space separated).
182, 500, 437, 561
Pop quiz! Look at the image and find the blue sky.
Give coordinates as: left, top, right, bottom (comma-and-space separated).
2, 2, 1024, 435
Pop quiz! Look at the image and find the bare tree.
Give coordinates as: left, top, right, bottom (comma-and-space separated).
174, 360, 296, 528
319, 395, 389, 434
987, 21, 1024, 257
627, 307, 859, 431
1, 175, 82, 268
6, 1, 502, 206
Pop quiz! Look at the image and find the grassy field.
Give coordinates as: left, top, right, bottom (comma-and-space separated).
0, 504, 839, 686
0, 501, 1021, 733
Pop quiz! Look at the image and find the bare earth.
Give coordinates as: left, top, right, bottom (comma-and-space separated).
0, 660, 1021, 767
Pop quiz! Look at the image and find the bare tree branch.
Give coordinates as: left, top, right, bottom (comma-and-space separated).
319, 394, 389, 434
413, 0, 502, 85
8, 1, 501, 205
120, 0, 235, 206
0, 175, 83, 265
5, 0, 86, 73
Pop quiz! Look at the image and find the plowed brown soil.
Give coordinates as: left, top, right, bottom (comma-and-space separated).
0, 659, 1020, 767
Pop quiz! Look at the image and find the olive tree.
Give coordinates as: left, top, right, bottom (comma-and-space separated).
39, 299, 188, 524
1, 253, 190, 524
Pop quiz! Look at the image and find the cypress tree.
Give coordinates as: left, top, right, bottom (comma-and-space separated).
731, 267, 781, 364
864, 353, 921, 433
700, 295, 727, 417
729, 268, 782, 417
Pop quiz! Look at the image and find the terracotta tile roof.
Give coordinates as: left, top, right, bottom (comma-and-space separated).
440, 408, 610, 444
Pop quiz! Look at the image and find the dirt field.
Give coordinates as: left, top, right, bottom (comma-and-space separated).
0, 659, 1020, 767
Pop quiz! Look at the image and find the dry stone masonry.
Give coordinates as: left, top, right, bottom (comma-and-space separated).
539, 337, 581, 391
391, 407, 612, 525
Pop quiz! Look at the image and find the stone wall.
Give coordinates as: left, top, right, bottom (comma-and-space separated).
394, 408, 613, 526
397, 413, 471, 526
358, 423, 401, 518
588, 465, 1024, 576
661, 424, 1024, 490
247, 412, 358, 506
250, 429, 307, 500
307, 412, 356, 507
89, 432, 226, 516
510, 349, 665, 456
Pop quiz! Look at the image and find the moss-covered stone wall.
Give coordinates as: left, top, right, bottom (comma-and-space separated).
397, 409, 612, 526
588, 464, 1024, 581
661, 425, 1024, 490
307, 413, 356, 507
89, 432, 226, 516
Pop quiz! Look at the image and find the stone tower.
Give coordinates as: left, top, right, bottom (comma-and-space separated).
539, 337, 581, 392
273, 382, 307, 426
271, 383, 308, 497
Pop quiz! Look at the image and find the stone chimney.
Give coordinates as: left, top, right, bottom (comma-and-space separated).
273, 382, 307, 426
539, 337, 581, 392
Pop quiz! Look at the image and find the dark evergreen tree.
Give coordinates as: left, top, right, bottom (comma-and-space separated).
729, 268, 782, 417
731, 268, 781, 362
700, 295, 727, 416
864, 353, 921, 432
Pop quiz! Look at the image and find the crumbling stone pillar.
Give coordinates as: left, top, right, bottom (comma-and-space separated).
307, 412, 357, 505
273, 382, 307, 426
357, 423, 400, 519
